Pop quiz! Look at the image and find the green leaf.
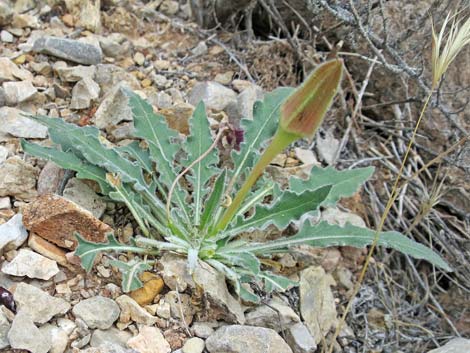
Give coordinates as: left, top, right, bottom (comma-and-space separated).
238, 283, 261, 303
290, 166, 374, 204
74, 233, 153, 272
260, 272, 297, 293
124, 90, 191, 222
117, 141, 153, 174
183, 102, 219, 225
108, 259, 152, 292
21, 139, 112, 194
229, 87, 294, 192
218, 251, 261, 275
200, 169, 226, 231
239, 221, 452, 271
227, 185, 332, 234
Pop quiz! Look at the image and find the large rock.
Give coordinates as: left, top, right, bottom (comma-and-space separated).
160, 254, 245, 324
72, 296, 120, 329
33, 36, 102, 65
206, 325, 293, 353
0, 214, 28, 252
1, 248, 59, 280
0, 107, 48, 138
127, 326, 171, 353
39, 324, 69, 353
2, 80, 37, 105
8, 310, 51, 353
13, 282, 71, 324
188, 81, 237, 111
22, 193, 112, 249
299, 266, 337, 344
427, 338, 470, 353
0, 157, 38, 200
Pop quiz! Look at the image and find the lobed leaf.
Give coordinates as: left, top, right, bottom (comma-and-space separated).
108, 259, 152, 292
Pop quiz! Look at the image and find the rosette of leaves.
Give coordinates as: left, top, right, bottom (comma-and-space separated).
22, 62, 450, 302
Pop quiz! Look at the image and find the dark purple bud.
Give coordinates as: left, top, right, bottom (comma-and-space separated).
0, 286, 16, 313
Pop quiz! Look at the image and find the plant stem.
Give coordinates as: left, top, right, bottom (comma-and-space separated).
327, 91, 433, 353
215, 128, 297, 232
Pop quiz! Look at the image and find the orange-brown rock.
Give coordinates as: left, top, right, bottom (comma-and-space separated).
22, 194, 112, 250
130, 272, 165, 306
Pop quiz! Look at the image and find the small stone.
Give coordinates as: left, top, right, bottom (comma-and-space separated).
0, 196, 10, 209
70, 77, 100, 109
159, 102, 194, 135
127, 326, 171, 353
31, 61, 52, 76
37, 161, 65, 195
192, 322, 215, 339
13, 54, 26, 65
33, 36, 102, 65
154, 59, 170, 70
285, 323, 317, 353
116, 295, 158, 326
94, 84, 132, 130
90, 327, 132, 348
62, 13, 74, 27
155, 301, 171, 319
28, 233, 71, 269
72, 296, 120, 329
3, 80, 37, 104
300, 266, 337, 344
1, 30, 13, 42
99, 36, 131, 59
316, 128, 340, 165
0, 214, 28, 251
188, 81, 237, 111
245, 297, 300, 331
12, 13, 39, 28
214, 71, 233, 85
129, 272, 165, 306
0, 58, 32, 83
191, 41, 208, 57
57, 317, 76, 335
294, 148, 319, 166
94, 64, 140, 92
71, 333, 91, 349
427, 338, 470, 353
165, 291, 195, 325
0, 310, 10, 349
2, 248, 59, 280
63, 178, 106, 218
0, 107, 48, 138
65, 0, 101, 32
182, 337, 205, 353
0, 1, 13, 27
151, 73, 168, 88
206, 325, 293, 353
160, 0, 179, 15
0, 157, 37, 200
134, 52, 145, 66
13, 282, 71, 324
22, 193, 112, 249
39, 324, 69, 353
8, 311, 51, 353
141, 78, 152, 88
55, 64, 96, 82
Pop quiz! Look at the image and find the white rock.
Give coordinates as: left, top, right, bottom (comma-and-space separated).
39, 324, 69, 353
0, 30, 13, 42
427, 338, 470, 353
116, 295, 158, 326
8, 310, 51, 353
94, 84, 132, 130
3, 80, 37, 104
0, 107, 48, 138
63, 178, 106, 218
72, 296, 120, 329
315, 128, 340, 165
70, 77, 100, 109
0, 310, 10, 349
1, 248, 59, 280
321, 207, 366, 227
285, 322, 317, 353
182, 337, 205, 353
245, 297, 300, 331
127, 326, 171, 353
188, 81, 237, 111
55, 64, 96, 82
0, 58, 33, 82
0, 214, 28, 251
0, 146, 8, 163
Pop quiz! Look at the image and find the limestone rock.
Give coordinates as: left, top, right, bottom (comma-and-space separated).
165, 291, 195, 325
0, 58, 33, 82
72, 296, 120, 329
2, 81, 37, 104
90, 327, 132, 348
188, 81, 237, 111
245, 297, 300, 331
285, 323, 317, 353
115, 295, 158, 326
65, 0, 101, 32
94, 84, 132, 130
0, 214, 28, 251
33, 36, 102, 65
13, 282, 71, 324
182, 337, 205, 353
427, 338, 470, 353
206, 325, 293, 353
55, 63, 96, 82
8, 310, 51, 353
70, 77, 100, 109
94, 64, 140, 92
0, 157, 37, 200
127, 326, 171, 353
63, 178, 106, 218
0, 107, 48, 138
1, 248, 59, 280
28, 233, 71, 269
0, 1, 13, 27
22, 193, 112, 249
39, 324, 69, 353
300, 266, 337, 344
129, 272, 164, 306
0, 309, 10, 349
37, 161, 65, 195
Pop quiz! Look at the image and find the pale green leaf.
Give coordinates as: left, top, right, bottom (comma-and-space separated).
200, 169, 226, 231
108, 259, 152, 292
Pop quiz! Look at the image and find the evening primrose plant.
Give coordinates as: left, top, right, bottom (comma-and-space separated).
22, 60, 450, 302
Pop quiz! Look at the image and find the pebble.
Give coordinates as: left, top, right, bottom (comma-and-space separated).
246, 297, 300, 331
284, 323, 317, 353
188, 81, 237, 111
28, 233, 71, 270
0, 196, 10, 209
94, 84, 132, 130
39, 324, 69, 353
55, 63, 96, 82
90, 327, 132, 348
72, 296, 120, 329
0, 57, 33, 82
127, 326, 171, 353
0, 214, 28, 251
31, 61, 52, 76
115, 295, 158, 326
33, 36, 103, 65
8, 310, 51, 353
191, 322, 215, 339
2, 80, 37, 104
0, 310, 10, 349
206, 325, 293, 353
0, 2, 13, 27
182, 337, 205, 353
1, 248, 60, 280
134, 52, 145, 66
0, 29, 13, 42
0, 106, 48, 138
14, 282, 71, 324
70, 77, 100, 109
0, 157, 38, 200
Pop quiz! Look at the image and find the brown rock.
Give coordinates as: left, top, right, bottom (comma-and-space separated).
28, 233, 75, 270
130, 272, 165, 306
22, 194, 112, 249
159, 103, 194, 135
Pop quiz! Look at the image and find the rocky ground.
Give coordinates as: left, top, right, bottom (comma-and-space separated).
0, 1, 469, 353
